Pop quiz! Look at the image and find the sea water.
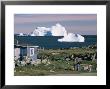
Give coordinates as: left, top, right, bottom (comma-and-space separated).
14, 35, 97, 49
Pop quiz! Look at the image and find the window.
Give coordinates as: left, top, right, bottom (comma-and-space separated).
30, 48, 34, 56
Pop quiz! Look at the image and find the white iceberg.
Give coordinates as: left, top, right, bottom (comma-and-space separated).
30, 23, 67, 36
51, 23, 67, 36
58, 33, 85, 42
30, 27, 51, 36
27, 23, 85, 42
18, 33, 24, 36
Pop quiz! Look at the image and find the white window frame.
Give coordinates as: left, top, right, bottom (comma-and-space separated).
30, 48, 34, 56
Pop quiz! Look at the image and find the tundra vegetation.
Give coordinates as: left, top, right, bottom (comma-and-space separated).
14, 45, 97, 76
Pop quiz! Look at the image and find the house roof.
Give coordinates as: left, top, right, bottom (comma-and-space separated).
14, 38, 39, 47
14, 44, 39, 48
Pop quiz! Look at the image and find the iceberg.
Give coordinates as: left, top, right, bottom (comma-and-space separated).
22, 23, 85, 42
30, 27, 51, 36
30, 23, 67, 36
58, 33, 85, 42
51, 23, 67, 36
18, 33, 24, 36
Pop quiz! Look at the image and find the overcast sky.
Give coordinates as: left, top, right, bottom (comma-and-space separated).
14, 14, 97, 35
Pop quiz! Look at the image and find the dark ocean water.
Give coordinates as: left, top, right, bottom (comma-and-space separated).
14, 35, 97, 49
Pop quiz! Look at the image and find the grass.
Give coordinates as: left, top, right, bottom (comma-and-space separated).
14, 60, 73, 76
14, 60, 97, 76
41, 47, 96, 55
14, 47, 97, 76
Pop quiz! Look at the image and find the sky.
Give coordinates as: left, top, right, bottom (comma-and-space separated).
14, 14, 97, 35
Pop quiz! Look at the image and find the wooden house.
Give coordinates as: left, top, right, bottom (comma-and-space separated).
14, 44, 39, 61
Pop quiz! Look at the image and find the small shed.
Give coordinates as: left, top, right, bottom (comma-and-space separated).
14, 45, 39, 61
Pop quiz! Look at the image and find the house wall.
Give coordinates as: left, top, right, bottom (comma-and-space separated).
14, 46, 38, 61
14, 48, 20, 60
27, 47, 38, 61
20, 47, 27, 56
